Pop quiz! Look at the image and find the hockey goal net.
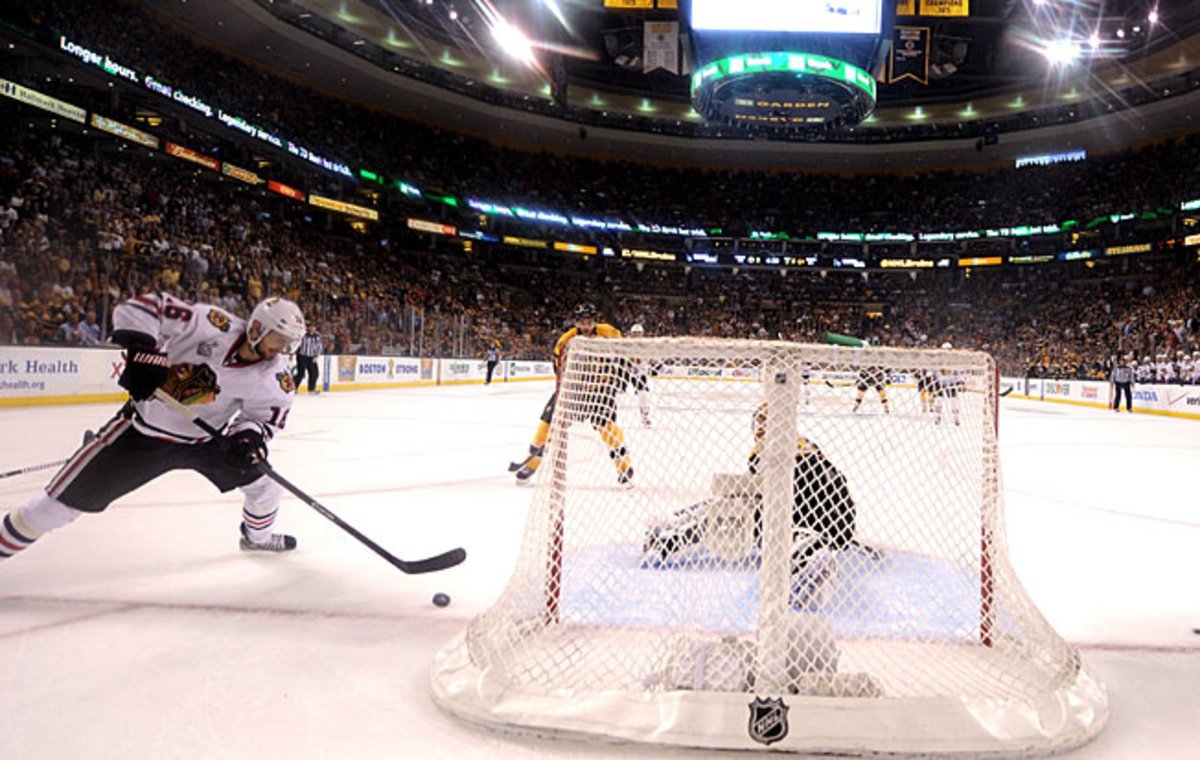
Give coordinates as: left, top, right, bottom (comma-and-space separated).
433, 338, 1107, 754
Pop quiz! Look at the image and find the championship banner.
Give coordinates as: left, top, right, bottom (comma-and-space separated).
896, 0, 916, 14
889, 27, 930, 84
920, 0, 969, 16
644, 22, 680, 74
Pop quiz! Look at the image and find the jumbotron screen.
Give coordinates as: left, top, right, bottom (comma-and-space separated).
690, 0, 883, 36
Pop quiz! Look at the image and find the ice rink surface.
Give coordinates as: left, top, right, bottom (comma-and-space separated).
1, 380, 1197, 759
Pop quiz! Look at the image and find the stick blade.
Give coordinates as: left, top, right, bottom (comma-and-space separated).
396, 547, 467, 575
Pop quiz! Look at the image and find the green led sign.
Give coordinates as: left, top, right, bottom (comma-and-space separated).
691, 52, 876, 102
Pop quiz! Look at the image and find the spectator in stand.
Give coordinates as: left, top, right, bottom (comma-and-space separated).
76, 309, 102, 346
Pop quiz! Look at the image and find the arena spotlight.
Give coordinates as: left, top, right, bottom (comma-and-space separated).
1088, 32, 1100, 51
1148, 10, 1159, 25
540, 0, 574, 35
492, 18, 535, 64
1043, 38, 1080, 64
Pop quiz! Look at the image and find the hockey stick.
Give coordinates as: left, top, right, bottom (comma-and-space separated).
0, 430, 96, 480
1000, 386, 1014, 397
152, 389, 466, 575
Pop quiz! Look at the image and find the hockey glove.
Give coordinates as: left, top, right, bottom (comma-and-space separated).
119, 344, 170, 401
162, 362, 221, 405
220, 429, 268, 474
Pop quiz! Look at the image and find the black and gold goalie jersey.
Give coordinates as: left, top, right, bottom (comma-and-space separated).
748, 419, 857, 551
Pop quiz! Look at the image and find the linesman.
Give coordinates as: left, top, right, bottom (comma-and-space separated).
1111, 354, 1134, 413
294, 323, 324, 394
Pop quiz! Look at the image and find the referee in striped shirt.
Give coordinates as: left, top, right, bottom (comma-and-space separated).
295, 324, 324, 394
1111, 354, 1134, 412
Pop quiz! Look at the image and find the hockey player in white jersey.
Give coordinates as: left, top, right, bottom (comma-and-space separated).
932, 343, 963, 426
627, 323, 653, 426
1135, 357, 1154, 384
0, 293, 306, 563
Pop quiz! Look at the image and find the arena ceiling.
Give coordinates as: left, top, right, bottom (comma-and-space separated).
142, 0, 1200, 166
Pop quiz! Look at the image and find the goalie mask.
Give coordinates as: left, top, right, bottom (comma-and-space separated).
753, 402, 819, 456
753, 403, 769, 441
248, 297, 305, 355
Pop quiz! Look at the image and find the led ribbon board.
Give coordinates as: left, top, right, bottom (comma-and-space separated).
691, 52, 877, 126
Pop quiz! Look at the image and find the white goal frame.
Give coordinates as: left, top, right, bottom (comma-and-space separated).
433, 338, 1108, 755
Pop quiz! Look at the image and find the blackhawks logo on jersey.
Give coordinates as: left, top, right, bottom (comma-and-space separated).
277, 371, 296, 394
207, 309, 231, 333
163, 362, 220, 406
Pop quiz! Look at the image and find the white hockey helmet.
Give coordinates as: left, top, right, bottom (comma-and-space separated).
629, 323, 645, 336
941, 342, 953, 350
249, 297, 306, 353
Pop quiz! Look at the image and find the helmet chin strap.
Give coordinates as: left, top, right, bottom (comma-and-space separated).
248, 321, 267, 356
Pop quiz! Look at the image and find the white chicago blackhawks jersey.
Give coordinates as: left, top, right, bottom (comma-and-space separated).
113, 293, 296, 443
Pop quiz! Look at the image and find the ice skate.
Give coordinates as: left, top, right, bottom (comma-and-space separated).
239, 522, 297, 552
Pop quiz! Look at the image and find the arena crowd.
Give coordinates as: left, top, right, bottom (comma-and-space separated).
1, 0, 1198, 382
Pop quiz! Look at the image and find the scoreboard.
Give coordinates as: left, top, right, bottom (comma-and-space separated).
685, 0, 890, 128
691, 0, 883, 36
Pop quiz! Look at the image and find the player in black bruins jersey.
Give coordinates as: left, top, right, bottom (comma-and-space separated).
643, 403, 858, 570
915, 368, 937, 414
509, 303, 633, 486
851, 358, 891, 415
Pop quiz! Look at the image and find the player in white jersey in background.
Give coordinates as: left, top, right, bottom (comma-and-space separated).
0, 294, 306, 563
1136, 357, 1154, 384
933, 342, 963, 426
627, 323, 653, 426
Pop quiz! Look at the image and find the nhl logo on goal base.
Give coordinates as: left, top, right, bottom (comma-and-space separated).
747, 697, 789, 746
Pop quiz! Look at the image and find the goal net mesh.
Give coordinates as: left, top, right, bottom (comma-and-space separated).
435, 338, 1106, 754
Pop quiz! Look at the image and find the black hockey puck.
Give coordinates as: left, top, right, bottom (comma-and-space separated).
433, 592, 451, 608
